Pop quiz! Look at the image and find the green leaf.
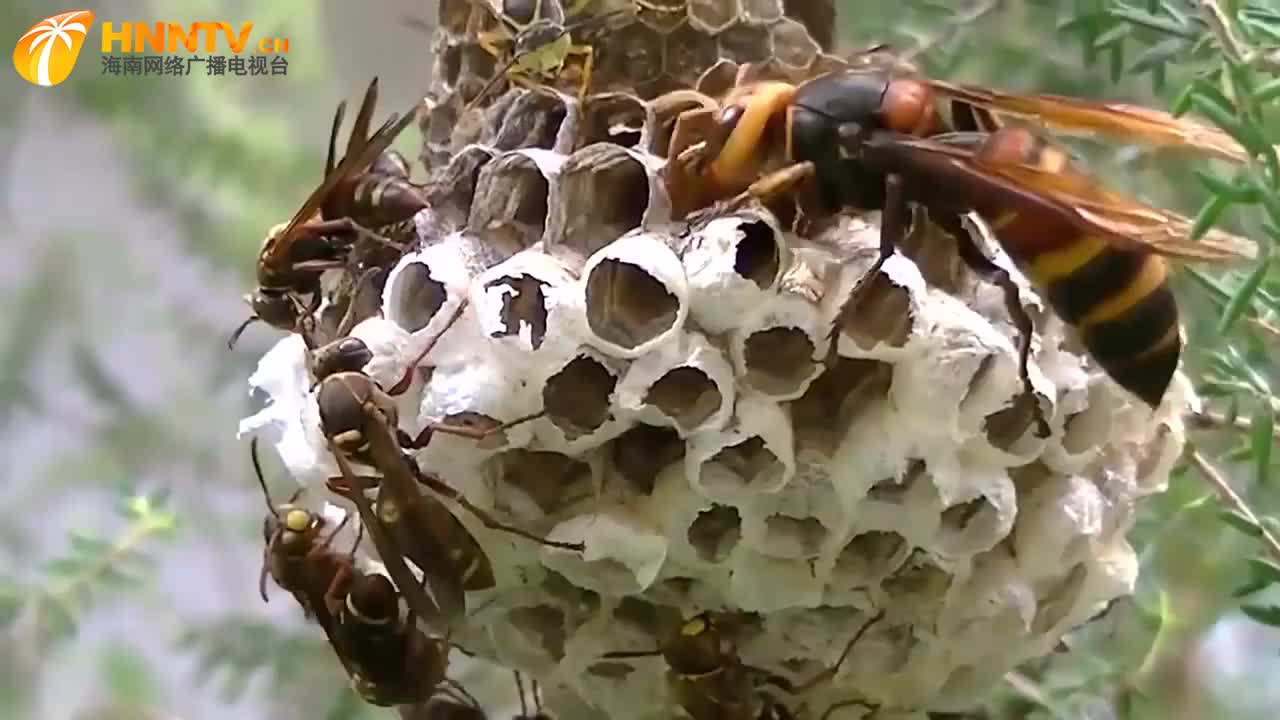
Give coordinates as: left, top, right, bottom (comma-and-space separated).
1130, 36, 1190, 74
1105, 6, 1196, 37
1233, 577, 1272, 597
1191, 193, 1233, 241
1250, 77, 1280, 106
1247, 556, 1280, 586
1218, 254, 1273, 334
1241, 604, 1280, 627
1108, 42, 1125, 83
1221, 508, 1264, 537
1191, 94, 1269, 156
1252, 401, 1275, 486
1172, 82, 1196, 116
1094, 23, 1133, 48
68, 531, 112, 558
1195, 169, 1261, 202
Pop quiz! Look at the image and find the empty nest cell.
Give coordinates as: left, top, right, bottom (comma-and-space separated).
488, 448, 594, 515
686, 504, 742, 563
543, 354, 619, 437
982, 390, 1044, 452
644, 366, 723, 432
385, 261, 447, 333
935, 495, 1005, 556
579, 93, 648, 149
831, 530, 909, 589
741, 326, 816, 397
468, 153, 552, 236
734, 219, 783, 289
610, 424, 686, 495
865, 460, 928, 507
1060, 393, 1114, 457
717, 23, 771, 63
687, 0, 743, 34
882, 551, 954, 611
790, 357, 893, 455
584, 256, 683, 355
835, 271, 914, 351
597, 22, 665, 88
554, 145, 651, 256
769, 19, 820, 72
662, 24, 722, 89
760, 513, 827, 559
490, 90, 570, 152
701, 436, 785, 493
423, 145, 495, 225
485, 272, 550, 349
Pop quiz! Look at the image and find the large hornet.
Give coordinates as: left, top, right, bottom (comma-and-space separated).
661, 52, 1257, 420
230, 77, 428, 349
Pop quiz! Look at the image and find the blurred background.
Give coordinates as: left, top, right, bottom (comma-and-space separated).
2, 1, 1278, 719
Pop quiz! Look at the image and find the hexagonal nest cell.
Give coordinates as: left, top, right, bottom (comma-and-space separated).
543, 354, 620, 436
238, 3, 1189, 717
584, 259, 681, 351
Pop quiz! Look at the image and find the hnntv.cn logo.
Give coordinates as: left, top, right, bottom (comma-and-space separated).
13, 10, 291, 86
12, 10, 94, 87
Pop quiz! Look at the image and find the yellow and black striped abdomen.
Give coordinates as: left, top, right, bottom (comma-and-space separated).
1023, 235, 1180, 407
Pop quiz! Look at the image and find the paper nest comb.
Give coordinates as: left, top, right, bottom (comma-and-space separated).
240, 1, 1189, 717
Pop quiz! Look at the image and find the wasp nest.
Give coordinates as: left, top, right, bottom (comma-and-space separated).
241, 2, 1186, 717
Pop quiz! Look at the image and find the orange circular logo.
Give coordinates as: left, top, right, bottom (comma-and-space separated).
13, 10, 95, 87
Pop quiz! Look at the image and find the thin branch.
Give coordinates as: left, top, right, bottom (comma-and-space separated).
1187, 448, 1280, 561
1200, 0, 1280, 75
901, 0, 1003, 64
1187, 409, 1280, 441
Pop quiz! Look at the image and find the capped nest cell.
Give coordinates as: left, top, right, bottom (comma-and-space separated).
239, 4, 1189, 718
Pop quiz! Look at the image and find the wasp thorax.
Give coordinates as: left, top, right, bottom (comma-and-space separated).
313, 337, 374, 381
283, 508, 314, 533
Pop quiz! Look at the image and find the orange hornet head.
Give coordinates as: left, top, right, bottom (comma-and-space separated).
13, 10, 95, 87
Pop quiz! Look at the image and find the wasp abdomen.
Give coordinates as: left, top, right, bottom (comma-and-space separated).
1021, 234, 1180, 407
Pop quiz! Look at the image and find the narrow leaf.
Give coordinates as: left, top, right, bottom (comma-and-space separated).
1221, 508, 1264, 537
1233, 577, 1271, 597
1242, 604, 1280, 627
1191, 194, 1233, 241
1252, 402, 1275, 487
1251, 78, 1280, 106
1218, 255, 1273, 335
1248, 557, 1280, 586
1194, 169, 1260, 202
1130, 37, 1190, 74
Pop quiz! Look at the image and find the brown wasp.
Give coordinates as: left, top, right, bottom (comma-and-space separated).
251, 435, 354, 613
250, 453, 460, 709
602, 610, 885, 720
658, 51, 1255, 422
315, 299, 584, 626
229, 77, 426, 349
